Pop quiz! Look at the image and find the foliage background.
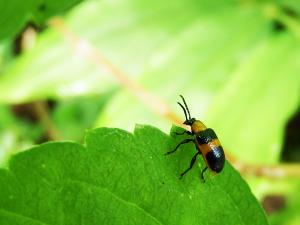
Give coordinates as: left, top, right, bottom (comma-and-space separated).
0, 0, 300, 224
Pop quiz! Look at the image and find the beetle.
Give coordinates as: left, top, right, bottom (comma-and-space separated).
165, 95, 225, 181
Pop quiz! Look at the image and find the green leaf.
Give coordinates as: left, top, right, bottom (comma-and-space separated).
0, 106, 43, 166
51, 91, 115, 141
0, 125, 267, 225
268, 182, 300, 225
94, 3, 270, 129
247, 176, 300, 225
207, 34, 300, 164
94, 10, 300, 165
0, 0, 83, 40
0, 1, 264, 103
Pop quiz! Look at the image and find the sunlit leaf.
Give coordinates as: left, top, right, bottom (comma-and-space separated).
0, 125, 268, 225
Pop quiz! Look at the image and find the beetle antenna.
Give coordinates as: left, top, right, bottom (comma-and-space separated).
177, 102, 188, 121
179, 95, 191, 119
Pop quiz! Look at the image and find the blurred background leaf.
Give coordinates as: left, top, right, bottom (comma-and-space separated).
0, 0, 83, 40
0, 1, 268, 103
51, 90, 115, 141
0, 105, 43, 167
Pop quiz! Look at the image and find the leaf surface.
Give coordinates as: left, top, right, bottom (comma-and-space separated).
0, 125, 268, 225
0, 0, 83, 40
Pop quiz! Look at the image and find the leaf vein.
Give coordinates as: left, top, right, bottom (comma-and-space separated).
0, 208, 51, 225
68, 178, 165, 225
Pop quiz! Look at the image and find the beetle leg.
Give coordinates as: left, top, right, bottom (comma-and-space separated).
164, 139, 194, 155
173, 130, 192, 136
200, 166, 208, 182
194, 143, 202, 154
179, 152, 199, 179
